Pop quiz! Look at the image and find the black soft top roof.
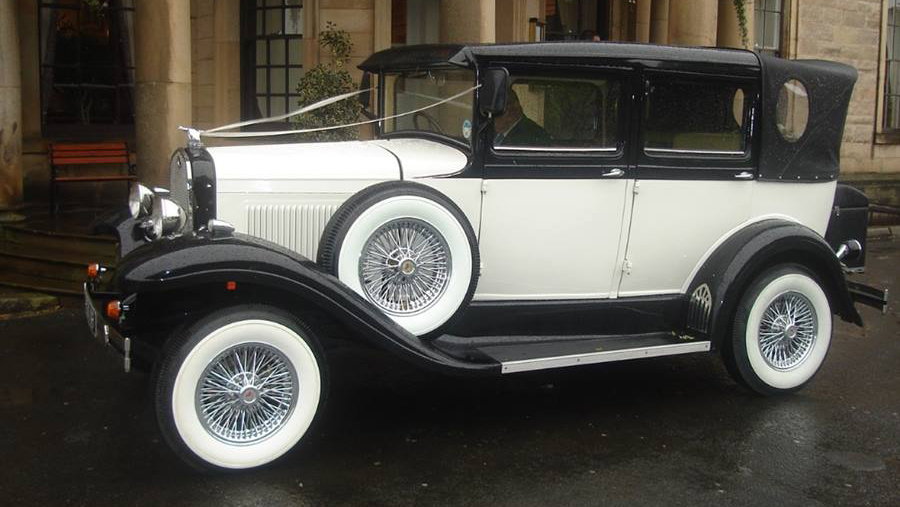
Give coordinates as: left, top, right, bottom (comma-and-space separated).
358, 42, 761, 71
360, 43, 857, 181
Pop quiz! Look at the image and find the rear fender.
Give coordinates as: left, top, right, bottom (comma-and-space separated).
685, 219, 862, 348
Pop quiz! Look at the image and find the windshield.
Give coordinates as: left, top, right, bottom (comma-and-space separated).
380, 68, 475, 143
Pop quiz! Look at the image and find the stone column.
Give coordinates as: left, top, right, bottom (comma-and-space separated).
636, 0, 652, 42
667, 0, 718, 46
440, 0, 495, 43
0, 0, 24, 212
134, 0, 192, 187
650, 0, 669, 44
717, 0, 753, 49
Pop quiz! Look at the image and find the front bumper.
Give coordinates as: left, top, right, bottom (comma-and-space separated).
83, 283, 132, 372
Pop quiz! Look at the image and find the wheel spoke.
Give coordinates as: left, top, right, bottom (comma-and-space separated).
756, 291, 819, 370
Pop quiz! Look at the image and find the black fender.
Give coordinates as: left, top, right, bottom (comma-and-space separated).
109, 231, 497, 376
684, 219, 862, 348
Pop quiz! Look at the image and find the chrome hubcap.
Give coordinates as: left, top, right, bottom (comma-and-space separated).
196, 343, 298, 445
758, 291, 818, 370
359, 218, 451, 316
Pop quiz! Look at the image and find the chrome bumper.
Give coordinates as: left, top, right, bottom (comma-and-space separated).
83, 283, 132, 372
847, 281, 889, 315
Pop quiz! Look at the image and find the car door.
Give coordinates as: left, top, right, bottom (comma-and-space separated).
617, 68, 759, 297
474, 65, 634, 301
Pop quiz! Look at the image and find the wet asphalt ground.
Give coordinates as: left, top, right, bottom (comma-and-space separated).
1, 239, 898, 507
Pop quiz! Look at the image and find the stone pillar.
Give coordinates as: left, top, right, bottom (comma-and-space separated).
440, 0, 495, 43
134, 0, 192, 187
668, 0, 718, 46
0, 0, 24, 211
636, 0, 652, 42
213, 0, 241, 127
717, 0, 753, 49
650, 0, 669, 44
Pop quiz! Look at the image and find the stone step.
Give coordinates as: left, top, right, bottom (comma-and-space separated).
1, 224, 117, 259
0, 270, 83, 296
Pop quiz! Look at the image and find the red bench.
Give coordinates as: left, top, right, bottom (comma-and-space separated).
50, 142, 137, 214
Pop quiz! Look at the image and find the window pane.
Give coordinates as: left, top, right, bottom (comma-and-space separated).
494, 77, 621, 149
269, 39, 286, 65
271, 67, 286, 93
644, 78, 748, 153
271, 95, 286, 115
289, 67, 303, 91
288, 41, 302, 65
257, 95, 268, 116
265, 8, 283, 35
754, 9, 764, 48
764, 12, 779, 49
285, 5, 303, 35
256, 68, 268, 94
256, 40, 267, 64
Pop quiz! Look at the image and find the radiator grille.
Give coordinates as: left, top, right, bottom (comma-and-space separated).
245, 204, 338, 260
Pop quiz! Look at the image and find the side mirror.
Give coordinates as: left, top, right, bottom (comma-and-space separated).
480, 67, 509, 117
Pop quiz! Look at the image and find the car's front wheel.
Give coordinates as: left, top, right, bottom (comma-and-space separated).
155, 306, 326, 471
727, 264, 833, 395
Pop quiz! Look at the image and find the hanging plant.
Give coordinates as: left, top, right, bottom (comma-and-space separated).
733, 0, 749, 48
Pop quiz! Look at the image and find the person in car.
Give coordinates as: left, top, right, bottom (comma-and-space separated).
493, 89, 552, 146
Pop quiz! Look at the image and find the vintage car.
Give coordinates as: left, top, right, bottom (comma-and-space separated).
83, 43, 888, 471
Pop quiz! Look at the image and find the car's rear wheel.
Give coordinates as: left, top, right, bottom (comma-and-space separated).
155, 306, 326, 471
726, 264, 833, 395
318, 182, 479, 337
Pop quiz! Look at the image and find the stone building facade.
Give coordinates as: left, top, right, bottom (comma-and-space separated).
1, 0, 899, 213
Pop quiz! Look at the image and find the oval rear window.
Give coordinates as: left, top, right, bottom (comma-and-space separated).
776, 79, 809, 142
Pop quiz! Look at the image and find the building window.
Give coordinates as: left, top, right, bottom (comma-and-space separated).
885, 0, 900, 130
754, 0, 783, 56
240, 0, 304, 120
38, 0, 135, 138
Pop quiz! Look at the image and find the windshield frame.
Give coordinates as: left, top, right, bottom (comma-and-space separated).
371, 65, 477, 151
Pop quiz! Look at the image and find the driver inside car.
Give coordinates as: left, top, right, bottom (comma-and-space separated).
493, 89, 552, 146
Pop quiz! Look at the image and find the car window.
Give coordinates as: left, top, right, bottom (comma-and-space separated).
643, 77, 750, 155
494, 76, 622, 151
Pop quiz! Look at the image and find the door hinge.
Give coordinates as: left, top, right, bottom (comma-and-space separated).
481, 180, 488, 195
622, 259, 633, 275
632, 181, 640, 195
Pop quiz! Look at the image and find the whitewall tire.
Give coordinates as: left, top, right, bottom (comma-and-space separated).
318, 182, 479, 337
155, 306, 326, 471
728, 264, 833, 395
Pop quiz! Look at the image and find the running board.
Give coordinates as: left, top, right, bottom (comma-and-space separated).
432, 333, 711, 374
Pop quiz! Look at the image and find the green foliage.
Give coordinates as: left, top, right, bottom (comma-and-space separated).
292, 22, 362, 142
733, 0, 749, 49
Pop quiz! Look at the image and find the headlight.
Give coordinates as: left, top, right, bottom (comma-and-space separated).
143, 192, 186, 240
129, 184, 154, 218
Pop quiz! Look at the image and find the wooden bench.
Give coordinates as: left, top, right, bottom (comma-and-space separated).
50, 142, 137, 214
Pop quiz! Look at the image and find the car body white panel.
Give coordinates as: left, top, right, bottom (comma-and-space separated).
475, 179, 629, 300
618, 180, 754, 297
373, 138, 469, 178
620, 179, 837, 297
417, 179, 483, 237
207, 142, 400, 181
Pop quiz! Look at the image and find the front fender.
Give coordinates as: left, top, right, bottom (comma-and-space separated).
110, 232, 496, 375
685, 219, 862, 348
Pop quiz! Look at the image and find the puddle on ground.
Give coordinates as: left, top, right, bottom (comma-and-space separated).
825, 451, 886, 472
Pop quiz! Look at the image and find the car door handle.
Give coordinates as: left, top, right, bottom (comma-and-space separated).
603, 168, 625, 178
734, 171, 755, 180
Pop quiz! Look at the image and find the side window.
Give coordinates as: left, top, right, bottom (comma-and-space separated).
494, 76, 622, 151
643, 77, 751, 155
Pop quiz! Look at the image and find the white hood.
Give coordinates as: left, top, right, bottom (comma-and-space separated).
206, 138, 468, 182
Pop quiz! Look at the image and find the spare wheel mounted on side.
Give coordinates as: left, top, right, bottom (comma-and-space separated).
317, 181, 480, 337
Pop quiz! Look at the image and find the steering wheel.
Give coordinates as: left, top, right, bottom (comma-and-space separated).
413, 111, 445, 134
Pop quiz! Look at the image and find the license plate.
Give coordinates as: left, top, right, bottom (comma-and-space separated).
84, 292, 98, 338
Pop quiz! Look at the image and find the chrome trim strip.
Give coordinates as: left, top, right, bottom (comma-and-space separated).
645, 147, 746, 156
494, 145, 619, 153
500, 341, 711, 374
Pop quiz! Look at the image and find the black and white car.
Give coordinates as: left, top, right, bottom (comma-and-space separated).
84, 43, 888, 471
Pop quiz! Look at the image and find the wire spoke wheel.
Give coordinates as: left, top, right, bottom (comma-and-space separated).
757, 291, 818, 371
359, 218, 452, 315
195, 343, 299, 445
